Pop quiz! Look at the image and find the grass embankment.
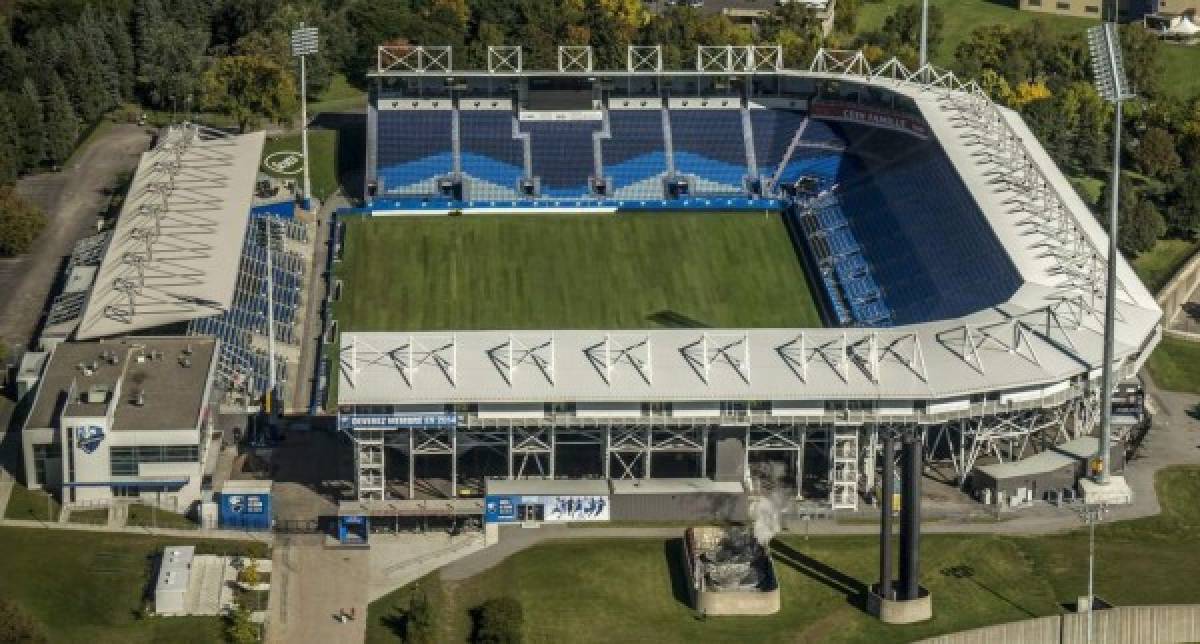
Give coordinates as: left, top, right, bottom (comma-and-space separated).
125, 504, 198, 530
3, 483, 60, 522
368, 467, 1200, 643
0, 527, 266, 643
260, 129, 340, 201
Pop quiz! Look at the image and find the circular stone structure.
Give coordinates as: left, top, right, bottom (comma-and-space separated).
684, 526, 780, 616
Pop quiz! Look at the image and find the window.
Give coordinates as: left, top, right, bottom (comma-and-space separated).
110, 445, 199, 477
1056, 1, 1071, 9
32, 444, 55, 486
1085, 4, 1099, 12
1026, 0, 1042, 5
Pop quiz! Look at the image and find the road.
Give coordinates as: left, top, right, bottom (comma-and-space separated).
1, 125, 150, 352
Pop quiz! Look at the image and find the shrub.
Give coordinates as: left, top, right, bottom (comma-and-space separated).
473, 597, 523, 644
0, 597, 49, 643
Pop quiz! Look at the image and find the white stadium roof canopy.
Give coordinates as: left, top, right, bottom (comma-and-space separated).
76, 125, 265, 340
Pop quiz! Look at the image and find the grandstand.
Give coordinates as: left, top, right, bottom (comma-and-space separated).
335, 46, 1162, 513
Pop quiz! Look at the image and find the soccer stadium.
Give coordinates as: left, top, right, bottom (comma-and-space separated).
332, 45, 1162, 522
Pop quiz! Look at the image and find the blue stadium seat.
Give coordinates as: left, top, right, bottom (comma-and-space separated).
603, 110, 667, 199
376, 111, 454, 194
461, 111, 524, 198
521, 120, 601, 197
670, 109, 748, 192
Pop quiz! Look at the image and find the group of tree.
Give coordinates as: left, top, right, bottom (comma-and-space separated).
936, 16, 1192, 256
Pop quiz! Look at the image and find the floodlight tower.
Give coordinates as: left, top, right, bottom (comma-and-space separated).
919, 0, 929, 67
1087, 20, 1134, 486
291, 23, 319, 206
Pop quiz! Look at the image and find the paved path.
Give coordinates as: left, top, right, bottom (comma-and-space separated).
267, 535, 368, 644
1, 125, 150, 350
0, 517, 274, 542
292, 193, 344, 413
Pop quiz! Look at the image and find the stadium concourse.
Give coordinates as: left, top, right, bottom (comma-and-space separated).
329, 47, 1159, 552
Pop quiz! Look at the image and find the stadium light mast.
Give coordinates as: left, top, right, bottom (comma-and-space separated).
1087, 19, 1134, 486
919, 0, 929, 68
291, 23, 319, 206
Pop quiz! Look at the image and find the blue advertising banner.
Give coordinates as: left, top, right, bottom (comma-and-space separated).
338, 413, 458, 431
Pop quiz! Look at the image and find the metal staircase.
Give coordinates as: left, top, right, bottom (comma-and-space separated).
831, 426, 859, 510
355, 429, 386, 500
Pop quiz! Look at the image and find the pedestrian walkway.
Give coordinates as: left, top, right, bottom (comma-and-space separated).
0, 517, 274, 542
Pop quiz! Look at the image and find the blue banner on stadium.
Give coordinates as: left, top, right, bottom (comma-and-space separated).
338, 413, 459, 430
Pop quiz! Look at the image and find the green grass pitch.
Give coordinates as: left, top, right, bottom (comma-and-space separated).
334, 212, 824, 332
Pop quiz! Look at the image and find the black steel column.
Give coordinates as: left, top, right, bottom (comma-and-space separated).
878, 431, 895, 600
899, 432, 922, 600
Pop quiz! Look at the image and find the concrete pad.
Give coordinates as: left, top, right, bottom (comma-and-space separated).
1080, 476, 1133, 506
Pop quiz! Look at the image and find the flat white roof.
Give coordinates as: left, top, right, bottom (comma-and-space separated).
610, 479, 745, 495
77, 125, 265, 340
338, 69, 1161, 405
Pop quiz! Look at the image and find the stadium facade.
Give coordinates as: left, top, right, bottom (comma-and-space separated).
337, 46, 1162, 510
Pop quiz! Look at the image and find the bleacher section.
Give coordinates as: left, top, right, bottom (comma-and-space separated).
460, 111, 523, 199
603, 110, 668, 199
520, 119, 602, 197
376, 110, 453, 194
669, 109, 748, 193
188, 217, 309, 398
834, 135, 1022, 325
791, 195, 891, 327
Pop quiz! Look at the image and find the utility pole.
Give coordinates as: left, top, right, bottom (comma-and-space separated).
291, 24, 319, 207
1087, 17, 1134, 486
1077, 503, 1108, 644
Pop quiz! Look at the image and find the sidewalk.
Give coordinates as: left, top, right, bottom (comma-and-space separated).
0, 517, 274, 542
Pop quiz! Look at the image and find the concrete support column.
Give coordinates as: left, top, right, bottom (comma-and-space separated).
796, 429, 807, 500
408, 429, 415, 500
701, 427, 709, 478
899, 432, 922, 601
450, 427, 458, 498
507, 425, 514, 479
549, 428, 556, 480
604, 426, 611, 480
645, 426, 653, 479
879, 432, 895, 600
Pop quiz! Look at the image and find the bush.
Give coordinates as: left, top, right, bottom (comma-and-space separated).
238, 561, 260, 585
224, 603, 257, 644
0, 187, 46, 257
473, 597, 523, 644
0, 596, 49, 643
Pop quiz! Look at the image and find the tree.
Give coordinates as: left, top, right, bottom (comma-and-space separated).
1120, 197, 1166, 256
0, 597, 48, 643
13, 80, 45, 170
0, 97, 21, 184
41, 72, 80, 165
1167, 165, 1200, 238
202, 55, 297, 132
473, 597, 523, 644
1119, 23, 1162, 99
224, 603, 257, 644
0, 186, 48, 257
871, 2, 944, 56
1134, 127, 1180, 180
404, 590, 436, 644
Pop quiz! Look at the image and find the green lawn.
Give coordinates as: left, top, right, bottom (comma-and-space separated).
260, 128, 340, 201
1133, 238, 1200, 294
854, 0, 1200, 100
3, 483, 60, 522
1146, 334, 1200, 394
308, 73, 366, 115
368, 467, 1200, 643
125, 504, 197, 530
0, 527, 264, 643
335, 212, 823, 331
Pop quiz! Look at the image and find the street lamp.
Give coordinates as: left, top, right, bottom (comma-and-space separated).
1087, 20, 1134, 486
1076, 503, 1109, 644
291, 23, 319, 207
